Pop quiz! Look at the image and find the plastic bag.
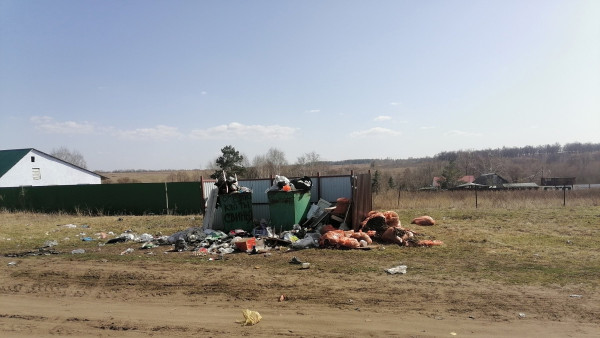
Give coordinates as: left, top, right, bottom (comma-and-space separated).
240, 309, 262, 326
385, 265, 407, 274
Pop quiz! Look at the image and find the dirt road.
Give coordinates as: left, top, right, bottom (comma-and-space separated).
1, 249, 597, 337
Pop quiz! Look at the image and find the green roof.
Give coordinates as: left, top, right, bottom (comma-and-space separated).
0, 148, 33, 179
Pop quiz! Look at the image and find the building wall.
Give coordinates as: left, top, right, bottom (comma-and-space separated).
0, 150, 101, 187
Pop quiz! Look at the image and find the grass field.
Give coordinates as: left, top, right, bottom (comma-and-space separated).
2, 190, 599, 287
2, 191, 599, 337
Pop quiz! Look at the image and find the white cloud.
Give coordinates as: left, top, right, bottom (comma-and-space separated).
420, 126, 437, 130
190, 122, 297, 140
374, 115, 392, 122
389, 102, 401, 106
306, 109, 321, 113
350, 127, 402, 138
201, 91, 207, 95
443, 129, 482, 137
116, 125, 184, 140
30, 115, 95, 134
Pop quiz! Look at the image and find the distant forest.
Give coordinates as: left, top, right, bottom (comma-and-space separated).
103, 142, 600, 188
341, 142, 600, 190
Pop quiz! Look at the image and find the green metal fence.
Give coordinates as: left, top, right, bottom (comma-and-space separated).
0, 182, 203, 215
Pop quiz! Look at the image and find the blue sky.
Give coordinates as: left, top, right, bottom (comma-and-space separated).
1, 0, 599, 171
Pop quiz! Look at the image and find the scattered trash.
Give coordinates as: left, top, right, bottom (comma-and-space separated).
71, 249, 85, 254
279, 294, 287, 302
120, 248, 134, 255
62, 224, 77, 228
239, 309, 262, 326
81, 237, 94, 241
8, 261, 17, 266
289, 256, 303, 264
450, 333, 457, 336
385, 265, 407, 274
234, 237, 256, 252
141, 242, 158, 249
42, 240, 58, 248
569, 294, 582, 298
301, 262, 311, 269
518, 312, 526, 318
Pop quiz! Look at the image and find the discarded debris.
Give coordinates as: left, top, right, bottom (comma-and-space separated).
385, 265, 407, 274
7, 261, 17, 266
289, 256, 303, 264
120, 248, 134, 255
71, 249, 85, 254
42, 240, 58, 248
239, 309, 262, 326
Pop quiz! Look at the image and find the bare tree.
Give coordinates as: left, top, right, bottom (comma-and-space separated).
266, 148, 288, 174
165, 171, 190, 182
51, 147, 88, 169
295, 151, 322, 175
246, 148, 289, 178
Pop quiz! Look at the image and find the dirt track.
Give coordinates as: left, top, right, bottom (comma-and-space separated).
1, 248, 598, 337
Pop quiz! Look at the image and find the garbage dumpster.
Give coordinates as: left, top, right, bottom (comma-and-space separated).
267, 190, 311, 231
220, 192, 253, 232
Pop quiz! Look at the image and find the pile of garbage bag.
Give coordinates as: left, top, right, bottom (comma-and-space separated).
101, 210, 441, 256
266, 175, 312, 192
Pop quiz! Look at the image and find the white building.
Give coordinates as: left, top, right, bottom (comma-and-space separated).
0, 148, 103, 187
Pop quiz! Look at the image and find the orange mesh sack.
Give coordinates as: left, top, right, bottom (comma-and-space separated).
411, 216, 436, 226
383, 211, 400, 227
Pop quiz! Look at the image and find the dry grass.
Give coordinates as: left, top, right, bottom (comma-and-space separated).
1, 191, 599, 288
375, 189, 600, 210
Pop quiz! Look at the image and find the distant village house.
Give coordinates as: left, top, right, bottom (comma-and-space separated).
0, 148, 103, 188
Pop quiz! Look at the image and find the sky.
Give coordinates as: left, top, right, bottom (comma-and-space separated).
1, 0, 599, 171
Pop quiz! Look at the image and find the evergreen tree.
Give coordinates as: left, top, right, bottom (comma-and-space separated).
371, 170, 381, 194
441, 160, 461, 189
210, 145, 246, 179
387, 176, 396, 190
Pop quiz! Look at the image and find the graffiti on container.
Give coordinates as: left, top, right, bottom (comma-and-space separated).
222, 196, 253, 224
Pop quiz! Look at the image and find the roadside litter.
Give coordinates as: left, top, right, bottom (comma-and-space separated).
239, 309, 262, 326
385, 265, 407, 274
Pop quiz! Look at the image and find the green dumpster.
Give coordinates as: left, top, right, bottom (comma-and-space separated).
267, 190, 311, 231
220, 192, 254, 232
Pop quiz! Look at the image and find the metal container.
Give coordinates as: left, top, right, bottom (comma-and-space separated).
220, 192, 254, 232
267, 191, 311, 231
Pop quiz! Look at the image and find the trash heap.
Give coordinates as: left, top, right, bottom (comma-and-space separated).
266, 175, 312, 192
215, 173, 251, 195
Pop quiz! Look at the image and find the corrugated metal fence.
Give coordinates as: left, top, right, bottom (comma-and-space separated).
0, 173, 372, 227
0, 182, 204, 215
205, 173, 371, 230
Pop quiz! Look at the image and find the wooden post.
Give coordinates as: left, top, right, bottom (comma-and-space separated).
563, 186, 566, 206
317, 171, 322, 201
475, 189, 478, 209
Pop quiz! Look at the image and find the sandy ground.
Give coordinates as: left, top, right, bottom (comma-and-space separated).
1, 250, 598, 337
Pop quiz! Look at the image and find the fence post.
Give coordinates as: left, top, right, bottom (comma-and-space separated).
475, 189, 478, 209
563, 186, 566, 206
165, 182, 170, 215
